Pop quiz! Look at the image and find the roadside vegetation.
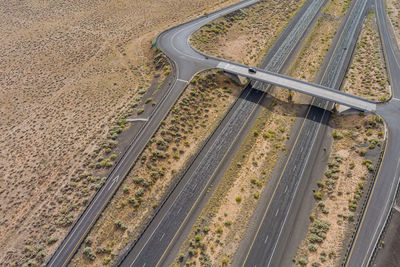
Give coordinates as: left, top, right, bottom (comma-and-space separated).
173, 0, 357, 265
70, 70, 242, 266
0, 0, 242, 265
342, 11, 390, 101
191, 0, 307, 66
287, 0, 351, 83
386, 0, 400, 43
174, 96, 300, 266
294, 113, 385, 266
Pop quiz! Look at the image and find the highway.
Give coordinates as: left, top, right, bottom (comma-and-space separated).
344, 0, 400, 265
236, 0, 372, 265
46, 1, 261, 266
118, 0, 328, 265
47, 0, 400, 265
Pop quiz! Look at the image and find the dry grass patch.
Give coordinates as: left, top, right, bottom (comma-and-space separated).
191, 0, 306, 66
342, 11, 390, 101
295, 113, 385, 267
288, 0, 350, 83
387, 0, 400, 43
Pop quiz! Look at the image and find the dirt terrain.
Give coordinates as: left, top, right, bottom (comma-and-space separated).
0, 0, 239, 265
294, 113, 385, 266
342, 11, 389, 101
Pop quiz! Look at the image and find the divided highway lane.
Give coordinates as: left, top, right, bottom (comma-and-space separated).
345, 0, 400, 265
46, 1, 259, 266
239, 0, 370, 265
119, 0, 328, 265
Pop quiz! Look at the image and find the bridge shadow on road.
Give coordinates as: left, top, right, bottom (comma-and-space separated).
238, 83, 332, 126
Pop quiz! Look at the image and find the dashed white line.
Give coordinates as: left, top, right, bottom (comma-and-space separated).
264, 235, 269, 244
177, 207, 182, 214
275, 209, 280, 217
284, 186, 288, 193
177, 79, 188, 83
126, 118, 148, 122
160, 233, 165, 241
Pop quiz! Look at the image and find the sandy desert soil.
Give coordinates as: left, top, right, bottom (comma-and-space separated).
342, 11, 390, 101
294, 113, 385, 266
0, 0, 240, 265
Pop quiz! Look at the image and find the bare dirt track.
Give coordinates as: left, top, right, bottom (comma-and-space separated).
0, 0, 238, 265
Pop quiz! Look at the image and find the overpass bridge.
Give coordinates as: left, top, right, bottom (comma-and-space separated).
218, 62, 377, 112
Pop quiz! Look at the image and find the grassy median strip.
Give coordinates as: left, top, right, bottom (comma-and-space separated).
191, 0, 307, 66
294, 113, 385, 266
342, 10, 390, 101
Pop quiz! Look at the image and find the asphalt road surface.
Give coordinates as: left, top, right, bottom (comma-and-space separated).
345, 0, 400, 265
47, 0, 400, 265
46, 1, 260, 266
118, 0, 327, 265
238, 0, 372, 265
218, 61, 376, 112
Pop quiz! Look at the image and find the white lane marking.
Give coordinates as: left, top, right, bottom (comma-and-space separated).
275, 209, 279, 217
300, 146, 304, 153
126, 118, 148, 122
177, 79, 188, 83
267, 102, 330, 267
284, 186, 288, 193
160, 233, 165, 241
264, 235, 269, 244
142, 263, 146, 267
177, 207, 182, 214
361, 156, 400, 266
110, 175, 120, 188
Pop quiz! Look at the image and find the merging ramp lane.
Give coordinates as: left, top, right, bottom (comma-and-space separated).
218, 62, 376, 112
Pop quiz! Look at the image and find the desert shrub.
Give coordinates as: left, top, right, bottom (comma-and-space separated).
235, 196, 242, 203
47, 237, 58, 245
298, 258, 308, 265
83, 247, 96, 261
314, 192, 323, 200
332, 130, 343, 139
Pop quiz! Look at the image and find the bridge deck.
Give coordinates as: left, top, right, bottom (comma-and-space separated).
218, 62, 376, 112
